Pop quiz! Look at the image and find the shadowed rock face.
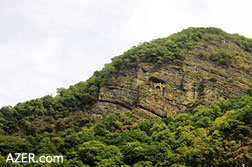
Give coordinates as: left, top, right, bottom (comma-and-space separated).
91, 29, 252, 120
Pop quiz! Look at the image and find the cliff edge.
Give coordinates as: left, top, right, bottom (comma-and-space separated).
90, 27, 252, 120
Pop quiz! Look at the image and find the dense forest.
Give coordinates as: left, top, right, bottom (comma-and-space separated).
0, 27, 252, 166
0, 91, 251, 166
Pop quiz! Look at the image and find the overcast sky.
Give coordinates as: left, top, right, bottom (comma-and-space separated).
1, 0, 252, 107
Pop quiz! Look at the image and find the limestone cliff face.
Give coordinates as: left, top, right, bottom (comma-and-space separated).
91, 29, 252, 120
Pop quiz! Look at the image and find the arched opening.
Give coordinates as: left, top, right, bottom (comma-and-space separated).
156, 86, 161, 90
149, 76, 166, 84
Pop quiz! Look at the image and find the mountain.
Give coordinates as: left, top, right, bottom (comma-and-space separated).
0, 27, 252, 166
91, 27, 252, 120
1, 27, 252, 134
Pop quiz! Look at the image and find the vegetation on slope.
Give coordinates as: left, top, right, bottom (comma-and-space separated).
0, 27, 252, 166
1, 27, 252, 135
0, 90, 252, 166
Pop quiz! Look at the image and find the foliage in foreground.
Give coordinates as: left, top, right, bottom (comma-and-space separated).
0, 91, 252, 167
0, 27, 252, 166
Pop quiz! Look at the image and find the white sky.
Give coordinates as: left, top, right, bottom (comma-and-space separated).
1, 0, 252, 107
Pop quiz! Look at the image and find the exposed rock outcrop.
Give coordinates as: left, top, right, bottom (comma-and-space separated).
91, 29, 252, 120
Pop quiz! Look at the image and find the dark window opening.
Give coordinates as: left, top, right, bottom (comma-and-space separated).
149, 76, 166, 84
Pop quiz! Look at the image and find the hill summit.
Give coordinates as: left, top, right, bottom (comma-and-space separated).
1, 27, 252, 167
1, 27, 252, 135
89, 27, 252, 119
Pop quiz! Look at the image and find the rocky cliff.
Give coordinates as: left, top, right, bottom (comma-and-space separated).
1, 27, 252, 136
90, 28, 252, 120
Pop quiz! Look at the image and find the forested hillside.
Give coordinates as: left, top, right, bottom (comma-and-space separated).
0, 91, 252, 166
0, 27, 252, 166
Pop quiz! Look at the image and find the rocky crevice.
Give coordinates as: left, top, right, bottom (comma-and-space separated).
99, 100, 133, 110
138, 105, 164, 118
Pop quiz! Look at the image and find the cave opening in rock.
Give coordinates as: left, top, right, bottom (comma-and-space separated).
149, 76, 166, 84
